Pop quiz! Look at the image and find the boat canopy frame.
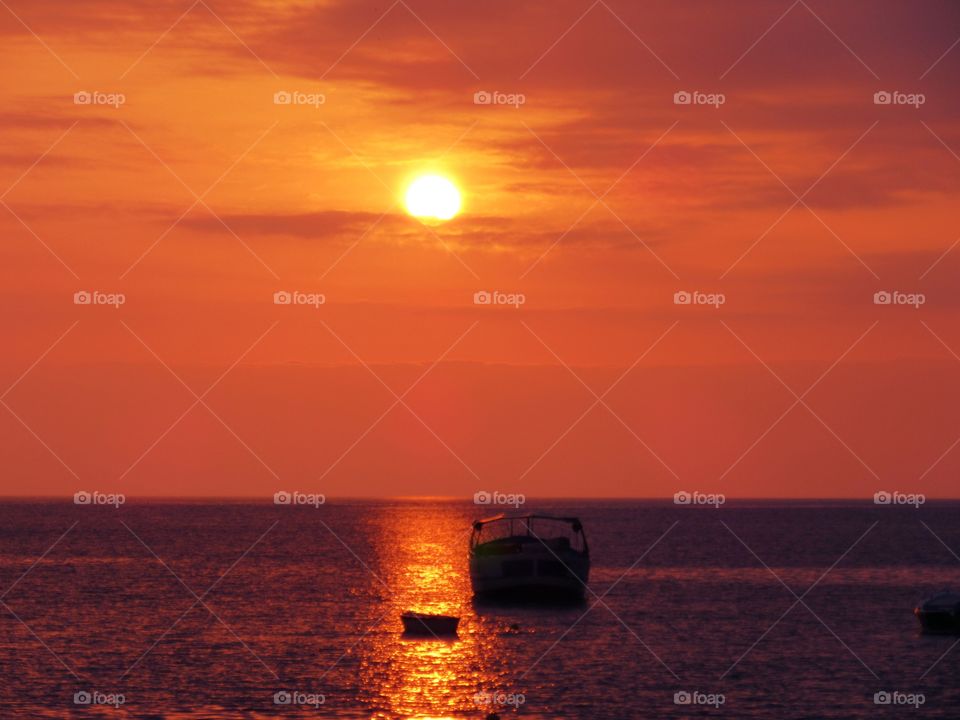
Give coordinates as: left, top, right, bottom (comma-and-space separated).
470, 513, 588, 553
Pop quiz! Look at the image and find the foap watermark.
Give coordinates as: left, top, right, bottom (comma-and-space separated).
874, 490, 925, 508
873, 290, 924, 308
274, 490, 325, 508
873, 91, 925, 108
674, 690, 725, 708
273, 690, 325, 707
674, 90, 725, 108
74, 91, 125, 108
273, 290, 325, 307
474, 690, 526, 708
473, 90, 526, 108
273, 90, 325, 108
73, 690, 125, 708
674, 490, 725, 508
74, 290, 125, 308
474, 290, 525, 308
674, 290, 725, 308
74, 491, 125, 508
874, 690, 925, 708
474, 490, 525, 509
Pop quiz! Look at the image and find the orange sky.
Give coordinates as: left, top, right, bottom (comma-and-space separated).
1, 0, 960, 498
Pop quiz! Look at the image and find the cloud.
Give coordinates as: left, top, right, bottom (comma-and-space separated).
181, 209, 390, 239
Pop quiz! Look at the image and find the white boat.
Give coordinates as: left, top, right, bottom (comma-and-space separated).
469, 514, 589, 600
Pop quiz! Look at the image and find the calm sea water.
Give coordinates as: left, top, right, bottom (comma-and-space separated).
0, 499, 958, 719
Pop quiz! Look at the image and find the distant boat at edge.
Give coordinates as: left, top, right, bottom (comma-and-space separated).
469, 514, 590, 601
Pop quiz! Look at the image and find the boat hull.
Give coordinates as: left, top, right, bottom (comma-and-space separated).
915, 593, 960, 634
915, 608, 960, 634
469, 551, 589, 601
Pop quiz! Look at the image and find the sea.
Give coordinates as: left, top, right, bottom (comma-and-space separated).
0, 499, 958, 719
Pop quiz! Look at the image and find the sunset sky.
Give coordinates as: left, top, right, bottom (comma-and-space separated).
2, 0, 960, 498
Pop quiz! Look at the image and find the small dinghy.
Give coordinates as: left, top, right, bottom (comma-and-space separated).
400, 611, 460, 637
915, 591, 960, 634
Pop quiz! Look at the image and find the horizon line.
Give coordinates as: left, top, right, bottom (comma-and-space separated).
1, 494, 955, 502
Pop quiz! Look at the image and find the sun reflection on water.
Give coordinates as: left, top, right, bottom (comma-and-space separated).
359, 506, 505, 719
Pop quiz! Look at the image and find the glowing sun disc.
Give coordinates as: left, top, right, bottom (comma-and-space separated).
404, 175, 461, 221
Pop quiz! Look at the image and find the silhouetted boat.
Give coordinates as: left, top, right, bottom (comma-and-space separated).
400, 611, 460, 636
915, 591, 960, 633
469, 514, 590, 601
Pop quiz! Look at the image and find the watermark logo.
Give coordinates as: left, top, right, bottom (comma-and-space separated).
674, 290, 725, 308
273, 690, 325, 707
273, 290, 325, 307
674, 491, 725, 508
873, 91, 925, 108
74, 491, 125, 508
273, 91, 325, 108
474, 490, 525, 509
473, 90, 526, 108
74, 91, 125, 108
673, 690, 725, 707
874, 690, 925, 708
273, 490, 325, 508
873, 490, 925, 508
474, 690, 526, 708
473, 290, 525, 308
74, 290, 125, 308
73, 690, 125, 708
873, 290, 924, 308
674, 90, 725, 108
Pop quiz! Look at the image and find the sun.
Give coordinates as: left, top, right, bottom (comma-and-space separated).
404, 175, 461, 222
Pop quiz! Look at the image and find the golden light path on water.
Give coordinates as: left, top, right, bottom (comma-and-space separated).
359, 505, 509, 719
